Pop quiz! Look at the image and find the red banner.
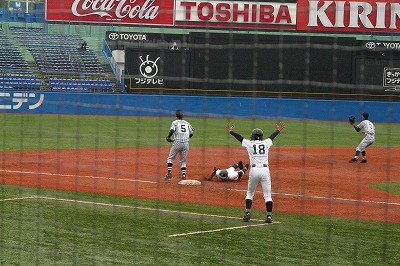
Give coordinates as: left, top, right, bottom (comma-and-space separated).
45, 0, 174, 26
174, 0, 297, 30
45, 0, 400, 33
297, 0, 400, 33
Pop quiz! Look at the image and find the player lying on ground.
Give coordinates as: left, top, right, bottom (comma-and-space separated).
207, 161, 249, 181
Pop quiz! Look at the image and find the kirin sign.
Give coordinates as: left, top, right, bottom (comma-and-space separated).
297, 0, 400, 33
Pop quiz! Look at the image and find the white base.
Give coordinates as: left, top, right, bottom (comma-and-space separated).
178, 179, 202, 186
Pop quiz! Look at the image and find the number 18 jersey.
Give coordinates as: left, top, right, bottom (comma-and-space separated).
242, 138, 273, 166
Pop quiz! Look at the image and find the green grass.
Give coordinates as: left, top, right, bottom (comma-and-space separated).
369, 182, 400, 196
0, 185, 399, 266
0, 114, 399, 265
0, 114, 399, 151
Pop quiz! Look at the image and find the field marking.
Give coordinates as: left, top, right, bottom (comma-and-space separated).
2, 168, 400, 207
0, 169, 157, 184
168, 222, 280, 238
0, 195, 279, 224
0, 196, 38, 202
227, 189, 400, 207
30, 196, 280, 238
1, 195, 275, 238
1, 196, 249, 222
272, 191, 400, 206
34, 196, 264, 222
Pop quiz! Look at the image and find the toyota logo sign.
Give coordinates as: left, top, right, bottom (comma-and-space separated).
365, 42, 376, 49
108, 33, 119, 41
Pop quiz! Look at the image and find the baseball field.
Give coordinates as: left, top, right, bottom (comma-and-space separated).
1, 113, 400, 265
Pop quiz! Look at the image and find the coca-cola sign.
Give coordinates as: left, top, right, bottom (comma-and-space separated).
45, 0, 174, 25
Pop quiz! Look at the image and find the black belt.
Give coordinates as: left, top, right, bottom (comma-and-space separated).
252, 164, 268, 168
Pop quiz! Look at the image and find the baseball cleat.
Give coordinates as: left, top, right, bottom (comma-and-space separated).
361, 159, 367, 163
164, 173, 172, 180
243, 212, 251, 222
348, 158, 358, 163
208, 167, 217, 180
237, 161, 243, 170
181, 174, 186, 180
237, 171, 243, 181
265, 215, 272, 224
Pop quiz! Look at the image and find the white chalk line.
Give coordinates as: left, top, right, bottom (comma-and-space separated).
0, 169, 157, 184
0, 196, 38, 202
228, 188, 400, 207
0, 195, 273, 237
37, 196, 268, 222
2, 168, 400, 207
168, 222, 280, 238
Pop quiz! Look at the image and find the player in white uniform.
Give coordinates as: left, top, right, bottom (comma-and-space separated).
165, 110, 194, 180
349, 112, 375, 163
207, 161, 249, 181
226, 122, 285, 223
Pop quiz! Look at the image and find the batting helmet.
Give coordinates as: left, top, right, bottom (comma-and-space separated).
251, 128, 263, 140
219, 170, 228, 179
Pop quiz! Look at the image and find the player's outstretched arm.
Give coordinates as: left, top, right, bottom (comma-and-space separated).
226, 122, 244, 143
226, 122, 233, 132
268, 122, 285, 140
276, 122, 285, 131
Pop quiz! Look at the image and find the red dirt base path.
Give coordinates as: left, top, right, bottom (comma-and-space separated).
1, 146, 400, 223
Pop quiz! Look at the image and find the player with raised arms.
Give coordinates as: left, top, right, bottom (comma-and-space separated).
226, 121, 285, 223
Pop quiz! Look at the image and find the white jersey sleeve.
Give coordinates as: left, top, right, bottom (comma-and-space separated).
170, 119, 194, 142
242, 138, 273, 166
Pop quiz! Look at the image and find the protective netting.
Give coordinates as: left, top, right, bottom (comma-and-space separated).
1, 4, 400, 265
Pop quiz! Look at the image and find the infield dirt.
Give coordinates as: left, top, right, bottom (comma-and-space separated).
1, 146, 399, 223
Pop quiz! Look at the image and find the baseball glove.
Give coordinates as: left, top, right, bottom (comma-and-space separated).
166, 136, 173, 142
348, 115, 356, 125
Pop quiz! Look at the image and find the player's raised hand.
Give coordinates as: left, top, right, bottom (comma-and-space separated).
276, 122, 285, 131
226, 122, 233, 132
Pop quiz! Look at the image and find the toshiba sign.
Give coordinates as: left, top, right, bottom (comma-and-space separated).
175, 0, 297, 29
297, 0, 400, 32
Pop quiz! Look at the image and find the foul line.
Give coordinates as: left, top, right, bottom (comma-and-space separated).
227, 189, 400, 207
168, 223, 279, 238
1, 196, 272, 238
2, 168, 400, 207
0, 169, 157, 184
0, 196, 38, 202
34, 196, 261, 222
1, 195, 261, 220
33, 196, 280, 238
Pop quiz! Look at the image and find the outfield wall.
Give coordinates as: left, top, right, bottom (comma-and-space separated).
1, 91, 399, 123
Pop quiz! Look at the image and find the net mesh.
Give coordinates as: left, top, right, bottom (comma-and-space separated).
0, 4, 400, 265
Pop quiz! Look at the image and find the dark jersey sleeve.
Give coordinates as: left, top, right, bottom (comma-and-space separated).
230, 131, 244, 143
268, 130, 281, 141
167, 129, 175, 138
353, 125, 361, 132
